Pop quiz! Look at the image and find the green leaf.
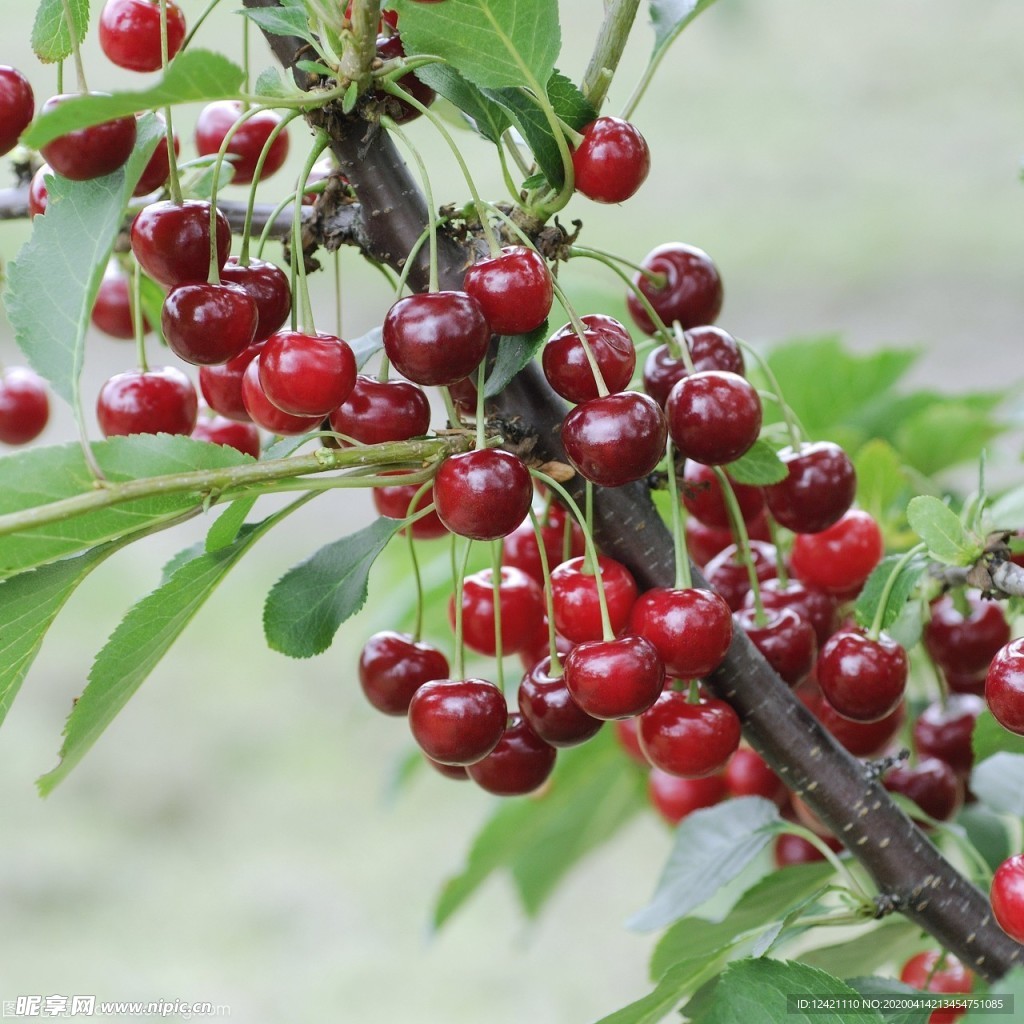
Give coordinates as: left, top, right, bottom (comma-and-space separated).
594, 956, 727, 1024
32, 0, 89, 63
349, 324, 384, 368
845, 977, 931, 1024
961, 966, 1024, 1022
263, 517, 402, 658
206, 497, 258, 552
628, 797, 782, 932
649, 0, 721, 55
253, 65, 301, 99
973, 709, 1024, 764
22, 51, 245, 149
726, 439, 788, 486
895, 400, 1003, 477
137, 271, 166, 344
7, 116, 163, 407
853, 552, 928, 633
798, 918, 922, 977
484, 321, 548, 398
393, 0, 560, 91
972, 753, 1024, 816
414, 64, 511, 144
906, 496, 980, 567
988, 484, 1024, 533
240, 2, 321, 49
957, 803, 1013, 872
854, 439, 913, 529
295, 59, 335, 78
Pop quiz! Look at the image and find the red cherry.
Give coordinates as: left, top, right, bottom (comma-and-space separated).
899, 950, 972, 1024
372, 471, 448, 539
627, 243, 723, 336
666, 371, 762, 466
773, 832, 842, 868
199, 342, 264, 422
467, 714, 557, 796
0, 66, 34, 156
550, 554, 638, 643
685, 509, 771, 567
240, 356, 323, 435
131, 200, 232, 288
219, 257, 292, 341
0, 368, 49, 445
358, 630, 449, 716
195, 101, 290, 185
427, 757, 469, 781
96, 366, 197, 437
790, 509, 883, 595
572, 116, 650, 204
374, 32, 436, 123
615, 717, 649, 766
747, 579, 837, 649
564, 635, 665, 720
733, 606, 816, 687
191, 414, 260, 459
28, 164, 50, 217
463, 246, 553, 335
91, 266, 150, 340
883, 758, 963, 823
542, 314, 636, 403
648, 768, 725, 825
764, 441, 856, 535
924, 592, 1010, 677
517, 656, 603, 748
642, 327, 743, 407
517, 618, 574, 674
724, 748, 786, 805
99, 0, 186, 72
39, 95, 137, 181
133, 116, 179, 197
328, 374, 430, 446
944, 668, 986, 697
801, 689, 906, 758
682, 461, 764, 530
501, 508, 586, 585
432, 448, 533, 541
913, 694, 984, 779
991, 854, 1024, 943
162, 282, 258, 365
985, 640, 1024, 736
817, 630, 908, 723
703, 539, 778, 611
639, 691, 741, 778
407, 678, 507, 766
450, 566, 544, 657
258, 330, 357, 416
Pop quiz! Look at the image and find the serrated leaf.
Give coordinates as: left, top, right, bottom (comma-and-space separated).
973, 710, 1024, 764
32, 0, 89, 63
845, 977, 930, 1024
7, 115, 163, 407
853, 552, 928, 633
414, 64, 511, 144
239, 2, 320, 49
264, 517, 401, 658
972, 753, 1024, 816
628, 797, 782, 932
254, 65, 300, 99
22, 51, 244, 149
726, 439, 787, 486
393, 0, 560, 91
206, 497, 258, 552
484, 321, 548, 398
798, 918, 922, 977
594, 956, 727, 1024
906, 496, 980, 567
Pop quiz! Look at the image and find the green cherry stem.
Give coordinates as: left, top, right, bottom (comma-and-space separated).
404, 479, 433, 641
766, 513, 790, 590
672, 322, 696, 373
451, 535, 475, 680
737, 339, 804, 449
180, 0, 225, 52
441, 386, 464, 429
491, 539, 505, 692
132, 259, 148, 373
475, 359, 487, 451
550, 278, 610, 397
159, 0, 183, 204
712, 465, 766, 625
665, 439, 693, 590
56, 59, 63, 94
570, 244, 666, 287
867, 542, 926, 642
291, 131, 332, 332
60, 0, 88, 92
529, 508, 563, 675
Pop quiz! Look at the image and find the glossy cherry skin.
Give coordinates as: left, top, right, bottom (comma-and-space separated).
639, 692, 741, 778
924, 591, 1010, 677
463, 246, 552, 335
682, 461, 764, 530
733, 606, 816, 687
91, 266, 150, 340
427, 758, 469, 781
28, 164, 50, 217
191, 414, 261, 459
467, 714, 557, 796
773, 832, 842, 868
0, 66, 34, 156
382, 291, 490, 386
39, 95, 137, 181
883, 758, 963, 823
724, 748, 786, 805
131, 200, 232, 288
685, 509, 770, 567
258, 330, 357, 416
240, 357, 323, 435
328, 375, 430, 446
219, 257, 292, 341
372, 471, 448, 539
517, 656, 603, 748
985, 640, 1024, 736
195, 101, 290, 185
0, 368, 49, 445
816, 630, 908, 723
432, 449, 533, 541
199, 342, 264, 422
162, 282, 258, 365
501, 507, 586, 585
801, 689, 906, 758
899, 950, 973, 1024
564, 635, 665, 720
627, 243, 724, 336
764, 441, 856, 535
99, 0, 186, 72
991, 854, 1024, 944
96, 366, 198, 437
450, 566, 544, 657
648, 768, 725, 826
790, 509, 884, 595
407, 677, 507, 766
642, 327, 743, 407
913, 693, 984, 778
628, 586, 733, 679
358, 630, 450, 716
572, 116, 650, 204
746, 578, 837, 649
666, 371, 762, 466
542, 314, 636, 403
133, 115, 179, 196
550, 555, 638, 643
703, 539, 778, 611
518, 619, 574, 674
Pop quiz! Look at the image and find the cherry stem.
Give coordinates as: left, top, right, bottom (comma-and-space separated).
549, 278, 610, 398
292, 131, 332, 331
570, 244, 667, 287
56, 60, 63, 94
494, 143, 522, 204
868, 542, 926, 642
664, 439, 693, 591
159, 0, 183, 205
451, 535, 474, 680
475, 359, 487, 451
180, 0, 224, 53
686, 680, 700, 704
672, 322, 696, 373
737, 339, 804, 449
781, 823, 872, 904
491, 540, 505, 692
376, 352, 391, 384
404, 480, 432, 641
255, 184, 307, 258
767, 514, 790, 589
584, 481, 595, 567
391, 222, 436, 300
712, 465, 766, 625
583, 0, 642, 111
333, 251, 343, 338
441, 386, 464, 429
502, 129, 532, 177
132, 259, 148, 373
529, 508, 563, 676
60, 0, 88, 93
241, 13, 251, 97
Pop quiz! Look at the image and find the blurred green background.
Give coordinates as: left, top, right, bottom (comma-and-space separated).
1, 0, 1022, 1020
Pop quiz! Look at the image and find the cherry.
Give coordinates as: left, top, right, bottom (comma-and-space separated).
991, 854, 1024, 944
517, 656, 603, 748
99, 0, 186, 73
913, 694, 984, 779
463, 246, 553, 335
627, 586, 733, 679
764, 441, 856, 535
944, 668, 986, 697
924, 592, 1010, 677
195, 101, 290, 185
219, 257, 292, 341
685, 509, 771, 567
703, 539, 778, 611
627, 243, 724, 336
0, 66, 34, 156
801, 689, 906, 758
746, 578, 837, 649
0, 368, 49, 445
773, 832, 842, 868
372, 471, 448, 539
91, 265, 150, 340
639, 691, 741, 778
39, 95, 137, 181
28, 164, 50, 217
447, 375, 478, 417
358, 630, 449, 716
571, 116, 650, 204
682, 461, 764, 530
501, 507, 586, 585
199, 342, 264, 422
240, 356, 323, 435
258, 330, 357, 417
542, 314, 636, 403
550, 554, 638, 643
724, 748, 786, 805
789, 509, 884, 595
374, 32, 436, 124
517, 617, 574, 673
328, 374, 430, 446
733, 606, 816, 687
642, 326, 744, 407
133, 115, 179, 196
432, 448, 533, 541
450, 566, 544, 657
563, 635, 664, 720
648, 768, 725, 826
816, 630, 908, 723
382, 291, 490, 386
666, 370, 762, 465
131, 200, 232, 288
986, 639, 1024, 736
162, 282, 259, 366
899, 951, 973, 1024
561, 391, 668, 488
192, 413, 260, 459
96, 366, 198, 437
407, 677, 507, 766
427, 758, 469, 781
467, 714, 557, 796
615, 717, 649, 766
883, 758, 963, 823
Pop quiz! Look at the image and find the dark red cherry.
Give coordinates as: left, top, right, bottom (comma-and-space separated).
91, 265, 150, 340
764, 441, 856, 535
564, 634, 665, 720
501, 507, 586, 585
924, 592, 1011, 677
773, 832, 842, 868
627, 243, 724, 336
733, 605, 816, 687
191, 413, 261, 459
816, 630, 908, 723
666, 371, 761, 466
407, 677, 507, 765
517, 656, 603, 748
639, 692, 741, 778
467, 714, 557, 796
648, 768, 725, 825
240, 356, 322, 435
372, 471, 448, 539
99, 0, 186, 72
572, 116, 650, 204
199, 342, 264, 422
550, 554, 638, 643
195, 101, 290, 185
0, 368, 49, 445
944, 668, 986, 697
374, 32, 436, 123
162, 282, 258, 365
703, 539, 778, 611
258, 330, 357, 416
450, 566, 544, 657
883, 758, 963, 823
328, 374, 430, 445
39, 95, 137, 181
685, 509, 771, 567
96, 366, 197, 437
131, 200, 232, 288
724, 747, 786, 804
358, 630, 449, 716
432, 448, 533, 541
801, 689, 906, 758
682, 461, 764, 530
913, 693, 984, 778
747, 578, 837, 649
642, 326, 743, 407
790, 509, 883, 596
133, 114, 179, 196
0, 66, 34, 156
463, 246, 552, 335
219, 257, 292, 341
542, 314, 635, 403
427, 757, 469, 781
28, 164, 50, 217
518, 617, 574, 674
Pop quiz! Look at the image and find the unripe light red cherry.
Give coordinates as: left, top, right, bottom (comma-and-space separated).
648, 768, 725, 825
191, 414, 261, 459
899, 950, 973, 1024
564, 634, 665, 720
572, 116, 650, 204
240, 357, 323, 435
463, 246, 552, 335
28, 164, 50, 217
991, 854, 1024, 944
789, 509, 883, 595
358, 630, 449, 716
467, 714, 557, 796
0, 368, 49, 445
724, 747, 786, 805
666, 370, 762, 466
195, 101, 290, 185
0, 66, 34, 157
91, 266, 150, 340
372, 471, 448, 539
408, 677, 507, 766
99, 0, 186, 72
627, 243, 724, 336
638, 691, 741, 778
432, 448, 532, 541
39, 95, 137, 181
96, 366, 198, 437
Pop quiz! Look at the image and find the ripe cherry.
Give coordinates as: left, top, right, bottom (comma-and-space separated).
789, 509, 884, 595
450, 566, 544, 657
258, 330, 357, 416
91, 265, 150, 340
564, 634, 664, 720
0, 66, 34, 156
642, 326, 743, 407
899, 950, 973, 1024
131, 200, 232, 288
96, 366, 198, 437
240, 357, 323, 436
764, 441, 856, 535
883, 758, 963, 823
191, 413, 261, 459
432, 448, 533, 541
518, 618, 574, 673
816, 630, 908, 723
924, 591, 1010, 677
28, 164, 50, 217
913, 694, 984, 779
133, 115, 179, 196
666, 370, 762, 466
724, 748, 786, 805
627, 243, 724, 336
372, 471, 448, 539
0, 368, 49, 445
801, 689, 906, 758
991, 854, 1024, 944
358, 630, 449, 716
986, 639, 1024, 736
195, 101, 290, 185
501, 507, 586, 585
199, 342, 264, 422
467, 714, 557, 796
39, 95, 137, 181
639, 691, 741, 778
682, 461, 764, 530
542, 314, 635, 403
733, 606, 816, 687
571, 116, 650, 204
648, 768, 725, 826
162, 282, 258, 365
703, 539, 778, 611
99, 0, 186, 72
550, 554, 638, 643
773, 832, 842, 868
328, 375, 430, 446
517, 656, 603, 748
219, 257, 292, 341
615, 717, 649, 766
374, 32, 436, 123
407, 677, 507, 766
685, 509, 771, 567
463, 246, 552, 335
